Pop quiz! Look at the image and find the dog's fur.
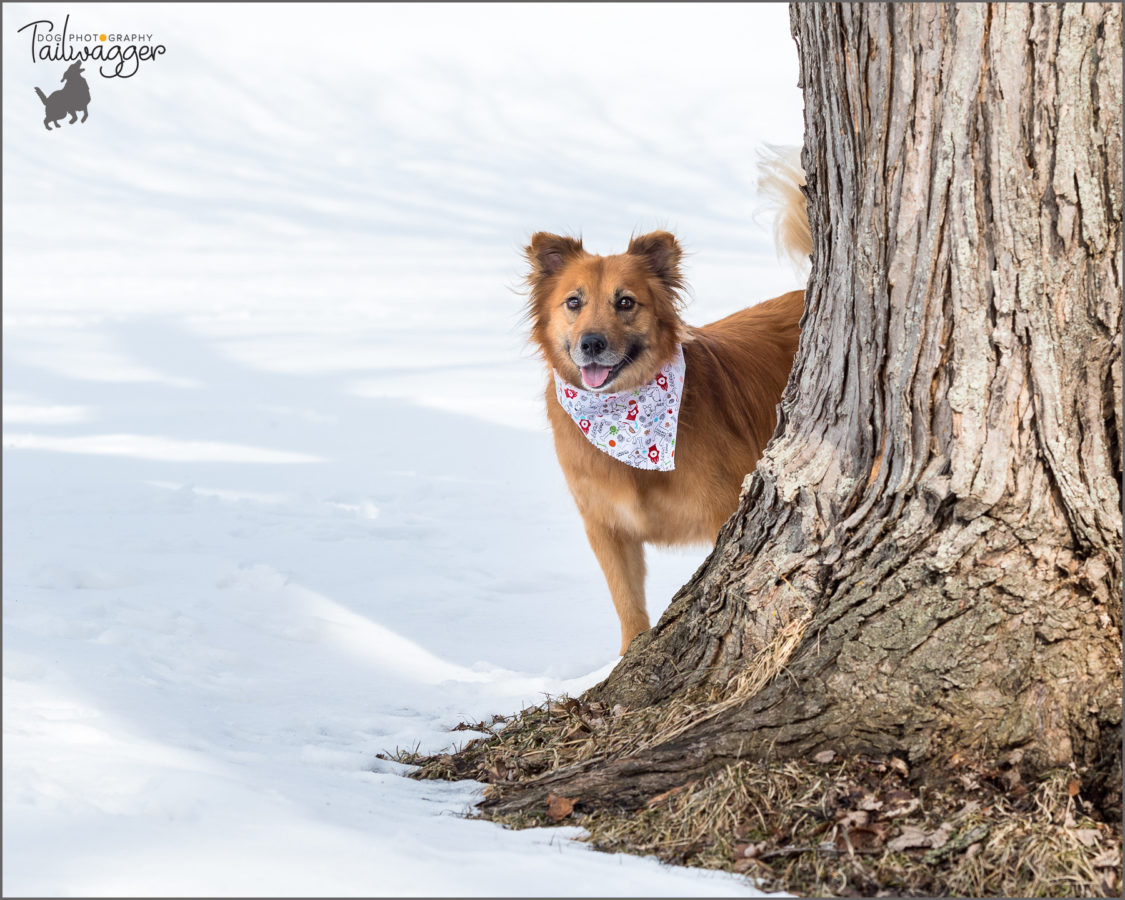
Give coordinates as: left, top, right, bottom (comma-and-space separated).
525, 151, 810, 654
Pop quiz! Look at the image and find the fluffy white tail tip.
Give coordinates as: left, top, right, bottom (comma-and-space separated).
757, 144, 811, 273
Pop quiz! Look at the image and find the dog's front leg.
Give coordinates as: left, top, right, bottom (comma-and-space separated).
584, 522, 649, 655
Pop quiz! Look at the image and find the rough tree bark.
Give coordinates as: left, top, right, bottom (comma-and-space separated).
481, 3, 1122, 817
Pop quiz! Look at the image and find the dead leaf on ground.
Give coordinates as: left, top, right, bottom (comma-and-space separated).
887, 823, 951, 853
882, 789, 918, 818
813, 749, 837, 764
1091, 847, 1121, 868
835, 824, 886, 854
1071, 828, 1101, 847
733, 841, 766, 859
928, 822, 953, 849
561, 722, 590, 741
549, 698, 581, 716
545, 792, 576, 821
837, 809, 870, 828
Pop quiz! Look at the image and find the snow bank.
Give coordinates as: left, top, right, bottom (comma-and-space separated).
4, 3, 801, 895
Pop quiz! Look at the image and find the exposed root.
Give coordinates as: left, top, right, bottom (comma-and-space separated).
404, 611, 813, 788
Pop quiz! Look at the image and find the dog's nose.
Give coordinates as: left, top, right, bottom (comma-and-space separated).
579, 333, 608, 358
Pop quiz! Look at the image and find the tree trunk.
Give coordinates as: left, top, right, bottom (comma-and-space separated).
480, 2, 1121, 818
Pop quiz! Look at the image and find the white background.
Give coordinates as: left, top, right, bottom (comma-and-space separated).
3, 3, 804, 895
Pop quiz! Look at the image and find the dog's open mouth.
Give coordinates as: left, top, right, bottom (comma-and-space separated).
577, 342, 644, 390
580, 363, 616, 389
580, 353, 638, 390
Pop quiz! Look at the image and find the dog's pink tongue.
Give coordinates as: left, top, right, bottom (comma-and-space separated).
581, 364, 610, 389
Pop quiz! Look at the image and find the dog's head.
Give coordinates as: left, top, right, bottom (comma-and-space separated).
524, 231, 686, 392
62, 61, 85, 81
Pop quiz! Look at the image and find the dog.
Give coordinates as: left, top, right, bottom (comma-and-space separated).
35, 61, 91, 131
525, 150, 810, 654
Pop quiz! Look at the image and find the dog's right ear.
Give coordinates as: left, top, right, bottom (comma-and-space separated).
525, 233, 584, 281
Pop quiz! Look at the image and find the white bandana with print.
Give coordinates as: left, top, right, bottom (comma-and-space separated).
553, 345, 686, 471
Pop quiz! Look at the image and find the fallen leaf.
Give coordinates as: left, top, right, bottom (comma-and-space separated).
561, 722, 590, 741
835, 825, 886, 854
1092, 847, 1121, 868
887, 827, 926, 852
548, 698, 580, 716
883, 796, 920, 818
733, 841, 766, 859
813, 749, 837, 764
928, 822, 953, 850
889, 756, 909, 777
1072, 828, 1101, 847
1068, 778, 1081, 797
545, 792, 576, 821
837, 809, 870, 828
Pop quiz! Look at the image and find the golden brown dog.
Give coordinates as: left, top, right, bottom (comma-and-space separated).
525, 154, 809, 654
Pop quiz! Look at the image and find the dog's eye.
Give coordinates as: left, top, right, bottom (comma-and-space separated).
565, 295, 581, 310
616, 296, 636, 311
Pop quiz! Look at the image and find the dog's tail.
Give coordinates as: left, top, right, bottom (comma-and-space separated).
34, 87, 48, 106
756, 144, 811, 271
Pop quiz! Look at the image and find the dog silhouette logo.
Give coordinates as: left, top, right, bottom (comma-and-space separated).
35, 61, 90, 130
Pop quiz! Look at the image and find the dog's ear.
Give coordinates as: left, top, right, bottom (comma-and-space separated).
626, 231, 684, 290
525, 233, 584, 281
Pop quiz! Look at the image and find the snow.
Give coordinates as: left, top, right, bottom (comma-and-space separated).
3, 2, 803, 895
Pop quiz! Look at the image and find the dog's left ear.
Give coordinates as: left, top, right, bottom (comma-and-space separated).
627, 231, 684, 289
526, 232, 584, 281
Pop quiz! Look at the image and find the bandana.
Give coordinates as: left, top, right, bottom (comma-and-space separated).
553, 345, 686, 471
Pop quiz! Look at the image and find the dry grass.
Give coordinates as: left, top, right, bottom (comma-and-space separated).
396, 614, 1120, 898
574, 756, 1121, 897
398, 713, 1121, 897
